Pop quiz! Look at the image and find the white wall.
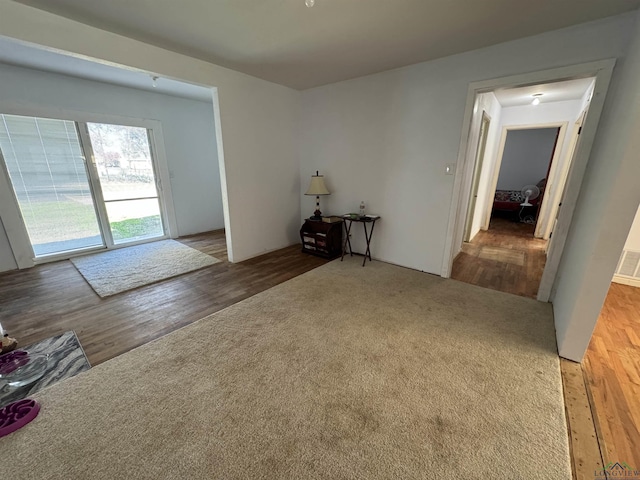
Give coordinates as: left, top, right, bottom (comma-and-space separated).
623, 205, 640, 251
496, 128, 558, 190
552, 10, 640, 361
0, 218, 16, 271
612, 202, 640, 287
300, 13, 635, 274
0, 0, 301, 264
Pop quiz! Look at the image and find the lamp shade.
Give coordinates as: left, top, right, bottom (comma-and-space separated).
305, 174, 330, 196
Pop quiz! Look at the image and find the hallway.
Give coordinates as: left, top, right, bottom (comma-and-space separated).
451, 217, 547, 299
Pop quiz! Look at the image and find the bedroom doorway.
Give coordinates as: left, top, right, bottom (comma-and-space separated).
453, 121, 564, 298
487, 126, 561, 232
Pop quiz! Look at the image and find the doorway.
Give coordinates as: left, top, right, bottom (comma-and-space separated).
464, 112, 490, 242
488, 126, 560, 230
0, 113, 169, 259
453, 121, 563, 298
446, 70, 605, 300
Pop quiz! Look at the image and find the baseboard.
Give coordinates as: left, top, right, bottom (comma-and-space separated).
611, 275, 640, 288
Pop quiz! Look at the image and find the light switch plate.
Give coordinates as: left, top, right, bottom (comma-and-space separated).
445, 164, 456, 175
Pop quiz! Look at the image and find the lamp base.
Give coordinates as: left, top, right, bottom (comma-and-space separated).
309, 208, 322, 221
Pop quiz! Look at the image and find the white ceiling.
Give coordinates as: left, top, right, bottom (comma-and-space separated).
494, 78, 595, 108
0, 38, 213, 102
0, 39, 597, 109
13, 0, 640, 90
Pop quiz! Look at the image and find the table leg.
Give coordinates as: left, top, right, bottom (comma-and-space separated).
341, 220, 353, 261
362, 220, 376, 267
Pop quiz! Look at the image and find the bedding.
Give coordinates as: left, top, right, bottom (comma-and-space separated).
493, 189, 539, 212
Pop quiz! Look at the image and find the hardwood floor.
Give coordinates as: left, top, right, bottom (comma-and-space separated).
561, 359, 604, 480
451, 216, 547, 299
0, 230, 328, 366
583, 282, 640, 470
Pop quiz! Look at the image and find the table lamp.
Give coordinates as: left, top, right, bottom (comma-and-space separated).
305, 171, 330, 220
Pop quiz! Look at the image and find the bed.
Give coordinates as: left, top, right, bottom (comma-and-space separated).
493, 190, 537, 212
492, 180, 546, 213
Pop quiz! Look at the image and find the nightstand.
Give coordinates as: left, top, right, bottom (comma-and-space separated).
300, 219, 343, 259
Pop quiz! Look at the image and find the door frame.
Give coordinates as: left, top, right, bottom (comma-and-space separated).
441, 59, 616, 303
534, 127, 562, 234
481, 122, 567, 231
539, 110, 587, 242
463, 112, 491, 242
0, 105, 178, 267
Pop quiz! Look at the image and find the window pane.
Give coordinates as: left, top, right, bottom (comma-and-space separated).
0, 114, 103, 256
105, 198, 164, 244
87, 123, 158, 201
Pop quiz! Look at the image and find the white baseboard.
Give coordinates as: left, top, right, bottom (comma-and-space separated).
612, 275, 640, 288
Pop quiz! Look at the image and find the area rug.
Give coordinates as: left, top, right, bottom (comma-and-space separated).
70, 239, 220, 297
0, 257, 570, 479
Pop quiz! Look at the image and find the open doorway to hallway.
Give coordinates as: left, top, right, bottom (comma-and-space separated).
451, 77, 595, 298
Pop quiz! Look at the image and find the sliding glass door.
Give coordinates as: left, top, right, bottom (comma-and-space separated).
86, 123, 164, 244
0, 114, 167, 259
0, 114, 103, 256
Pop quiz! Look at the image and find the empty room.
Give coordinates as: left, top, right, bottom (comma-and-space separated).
1, 1, 640, 479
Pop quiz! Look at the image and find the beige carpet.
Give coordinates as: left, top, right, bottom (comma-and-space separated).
70, 239, 220, 297
1, 257, 570, 479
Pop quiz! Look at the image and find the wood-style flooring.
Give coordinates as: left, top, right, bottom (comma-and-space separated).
583, 282, 640, 471
451, 217, 547, 298
0, 230, 328, 366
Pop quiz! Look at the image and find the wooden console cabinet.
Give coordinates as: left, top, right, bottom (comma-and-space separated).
300, 219, 343, 259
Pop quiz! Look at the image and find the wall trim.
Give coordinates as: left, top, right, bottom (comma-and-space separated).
612, 275, 640, 287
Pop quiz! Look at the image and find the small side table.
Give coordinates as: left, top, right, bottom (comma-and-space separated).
300, 219, 343, 259
341, 215, 380, 267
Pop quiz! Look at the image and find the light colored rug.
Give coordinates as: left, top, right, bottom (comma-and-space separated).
1, 257, 570, 479
479, 245, 526, 266
70, 239, 220, 297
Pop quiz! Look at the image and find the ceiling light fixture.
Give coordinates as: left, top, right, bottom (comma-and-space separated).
305, 0, 315, 7
531, 93, 543, 106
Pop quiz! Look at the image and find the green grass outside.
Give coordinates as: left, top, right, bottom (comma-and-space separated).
20, 200, 100, 244
19, 200, 162, 244
111, 216, 163, 242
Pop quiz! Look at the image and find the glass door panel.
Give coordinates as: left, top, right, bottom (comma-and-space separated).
0, 114, 103, 257
105, 198, 164, 244
86, 123, 164, 244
